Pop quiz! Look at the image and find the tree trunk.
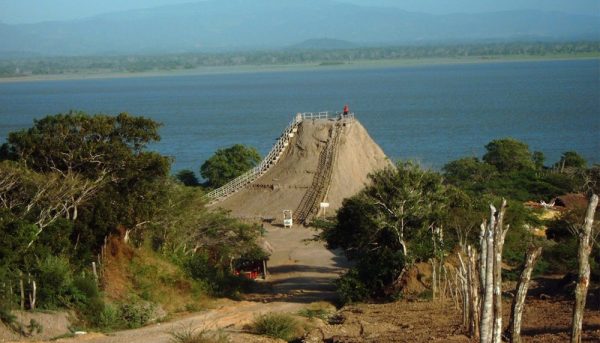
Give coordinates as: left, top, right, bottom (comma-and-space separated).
571, 194, 598, 343
28, 279, 36, 310
493, 200, 508, 343
458, 253, 470, 328
480, 207, 496, 343
19, 272, 25, 310
468, 245, 480, 338
479, 222, 487, 310
509, 246, 542, 343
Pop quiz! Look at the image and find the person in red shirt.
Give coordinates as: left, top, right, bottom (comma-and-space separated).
343, 104, 349, 116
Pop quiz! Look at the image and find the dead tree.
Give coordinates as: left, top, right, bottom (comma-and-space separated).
492, 200, 509, 343
467, 245, 480, 338
480, 205, 497, 343
571, 194, 598, 343
509, 246, 543, 343
479, 200, 509, 343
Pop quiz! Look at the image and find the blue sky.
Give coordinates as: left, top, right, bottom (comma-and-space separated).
0, 0, 598, 24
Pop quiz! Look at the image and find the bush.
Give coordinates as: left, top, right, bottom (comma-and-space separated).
118, 301, 155, 329
297, 308, 330, 320
96, 303, 119, 330
0, 305, 16, 327
336, 269, 369, 304
35, 256, 74, 309
169, 326, 228, 343
251, 313, 301, 341
182, 253, 252, 298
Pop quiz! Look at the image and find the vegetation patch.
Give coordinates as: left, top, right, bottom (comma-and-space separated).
251, 313, 302, 341
169, 326, 228, 343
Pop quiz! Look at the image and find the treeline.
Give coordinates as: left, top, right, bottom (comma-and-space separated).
319, 138, 600, 303
1, 41, 599, 77
0, 112, 265, 332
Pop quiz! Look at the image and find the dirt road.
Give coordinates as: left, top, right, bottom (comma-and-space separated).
53, 225, 348, 343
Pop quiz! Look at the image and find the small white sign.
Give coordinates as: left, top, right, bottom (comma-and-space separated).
320, 202, 330, 208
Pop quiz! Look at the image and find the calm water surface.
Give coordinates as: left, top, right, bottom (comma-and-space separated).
0, 59, 598, 172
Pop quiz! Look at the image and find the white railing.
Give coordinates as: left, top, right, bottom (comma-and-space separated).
302, 111, 331, 120
205, 111, 355, 203
205, 116, 301, 202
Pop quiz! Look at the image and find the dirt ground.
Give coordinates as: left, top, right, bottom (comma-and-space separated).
4, 225, 600, 343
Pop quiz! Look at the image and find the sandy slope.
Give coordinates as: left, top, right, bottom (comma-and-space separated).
213, 118, 391, 222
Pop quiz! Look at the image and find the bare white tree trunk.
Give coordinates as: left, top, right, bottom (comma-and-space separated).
571, 194, 598, 343
478, 222, 487, 309
19, 272, 25, 310
493, 200, 509, 343
458, 253, 470, 329
509, 246, 543, 343
28, 278, 36, 310
480, 206, 496, 343
468, 245, 480, 338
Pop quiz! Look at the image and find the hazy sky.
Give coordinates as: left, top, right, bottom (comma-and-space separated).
0, 0, 598, 24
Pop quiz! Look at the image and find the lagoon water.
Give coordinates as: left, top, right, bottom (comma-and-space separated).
0, 59, 598, 173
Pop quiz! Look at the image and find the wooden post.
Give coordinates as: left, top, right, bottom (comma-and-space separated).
262, 260, 268, 280
19, 271, 25, 310
458, 253, 470, 328
509, 246, 542, 343
92, 262, 99, 284
571, 194, 598, 343
468, 245, 480, 338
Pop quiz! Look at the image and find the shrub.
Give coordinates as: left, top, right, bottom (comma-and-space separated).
182, 253, 252, 298
169, 326, 228, 343
251, 313, 301, 341
0, 305, 16, 327
35, 255, 74, 308
336, 269, 369, 304
96, 303, 119, 330
118, 301, 155, 329
297, 303, 333, 320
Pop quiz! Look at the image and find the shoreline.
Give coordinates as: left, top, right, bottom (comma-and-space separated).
0, 55, 598, 84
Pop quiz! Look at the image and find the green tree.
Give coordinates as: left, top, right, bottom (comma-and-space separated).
555, 151, 587, 171
1, 111, 170, 255
322, 161, 447, 300
175, 169, 200, 187
443, 157, 497, 186
200, 144, 261, 188
483, 138, 534, 172
532, 151, 545, 170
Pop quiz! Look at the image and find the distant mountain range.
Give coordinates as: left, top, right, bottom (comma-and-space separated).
0, 0, 598, 56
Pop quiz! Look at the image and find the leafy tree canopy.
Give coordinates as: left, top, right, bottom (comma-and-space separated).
483, 138, 534, 173
322, 161, 448, 299
200, 144, 261, 188
175, 169, 200, 187
555, 151, 587, 170
1, 111, 164, 178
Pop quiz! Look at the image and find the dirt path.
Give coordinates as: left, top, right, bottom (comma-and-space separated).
248, 225, 349, 303
55, 300, 302, 343
50, 225, 348, 343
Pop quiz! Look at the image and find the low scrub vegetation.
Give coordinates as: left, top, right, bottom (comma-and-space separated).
169, 326, 228, 343
251, 313, 302, 341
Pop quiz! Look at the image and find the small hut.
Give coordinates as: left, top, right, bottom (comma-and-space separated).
234, 237, 273, 280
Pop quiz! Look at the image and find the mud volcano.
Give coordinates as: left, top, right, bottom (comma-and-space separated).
207, 113, 390, 225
